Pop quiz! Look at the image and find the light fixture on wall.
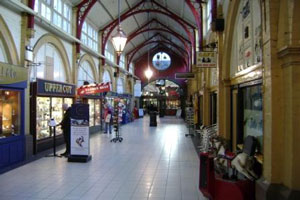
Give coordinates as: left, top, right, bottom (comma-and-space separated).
144, 12, 153, 81
111, 0, 127, 55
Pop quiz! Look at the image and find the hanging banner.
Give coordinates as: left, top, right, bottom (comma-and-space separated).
196, 51, 217, 68
77, 82, 111, 96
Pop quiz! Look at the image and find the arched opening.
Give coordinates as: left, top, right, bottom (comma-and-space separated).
77, 60, 95, 86
141, 79, 181, 116
31, 43, 67, 82
117, 78, 124, 94
102, 69, 112, 83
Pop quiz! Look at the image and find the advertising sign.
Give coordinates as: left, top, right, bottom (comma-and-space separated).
70, 104, 90, 156
77, 82, 111, 96
36, 78, 76, 97
196, 51, 217, 68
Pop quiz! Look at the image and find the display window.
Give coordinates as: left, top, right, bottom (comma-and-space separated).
64, 98, 73, 107
36, 97, 51, 139
241, 85, 263, 151
36, 97, 72, 140
88, 99, 95, 126
95, 99, 101, 125
0, 90, 21, 138
166, 99, 180, 109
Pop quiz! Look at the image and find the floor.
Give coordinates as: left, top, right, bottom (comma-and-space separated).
0, 116, 206, 200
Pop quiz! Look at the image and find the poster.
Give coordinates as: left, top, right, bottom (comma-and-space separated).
70, 119, 89, 155
70, 104, 90, 156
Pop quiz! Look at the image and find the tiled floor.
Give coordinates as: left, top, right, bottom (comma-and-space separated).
0, 116, 206, 200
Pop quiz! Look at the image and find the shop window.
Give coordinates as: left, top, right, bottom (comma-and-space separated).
0, 90, 20, 139
78, 61, 95, 86
88, 99, 95, 126
36, 97, 72, 140
102, 70, 111, 83
31, 43, 66, 82
95, 99, 101, 126
237, 84, 263, 152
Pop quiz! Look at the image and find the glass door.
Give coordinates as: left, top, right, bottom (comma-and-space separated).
64, 98, 73, 107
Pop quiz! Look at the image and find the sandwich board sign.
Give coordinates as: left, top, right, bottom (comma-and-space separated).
68, 103, 92, 162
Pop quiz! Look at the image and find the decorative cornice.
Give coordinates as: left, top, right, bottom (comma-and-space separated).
277, 46, 300, 58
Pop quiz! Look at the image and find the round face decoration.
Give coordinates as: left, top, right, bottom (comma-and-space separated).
152, 52, 171, 71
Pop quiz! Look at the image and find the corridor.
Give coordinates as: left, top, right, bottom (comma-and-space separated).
0, 117, 205, 200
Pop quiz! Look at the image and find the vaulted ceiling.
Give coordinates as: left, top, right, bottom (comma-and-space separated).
69, 0, 203, 68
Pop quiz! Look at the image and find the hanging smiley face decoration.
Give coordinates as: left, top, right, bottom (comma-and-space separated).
152, 52, 171, 71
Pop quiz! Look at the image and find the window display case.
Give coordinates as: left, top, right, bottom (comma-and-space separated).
36, 97, 51, 140
0, 90, 21, 138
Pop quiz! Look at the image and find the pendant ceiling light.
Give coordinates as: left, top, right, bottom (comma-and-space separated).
111, 0, 127, 55
144, 12, 153, 81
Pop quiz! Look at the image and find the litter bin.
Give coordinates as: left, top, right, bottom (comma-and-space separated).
149, 111, 157, 126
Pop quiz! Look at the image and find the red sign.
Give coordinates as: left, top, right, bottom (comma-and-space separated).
77, 82, 111, 96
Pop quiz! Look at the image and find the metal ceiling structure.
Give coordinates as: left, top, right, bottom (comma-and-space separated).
29, 0, 215, 71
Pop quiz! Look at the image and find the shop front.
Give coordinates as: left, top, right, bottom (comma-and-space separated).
104, 92, 133, 124
30, 78, 75, 153
77, 94, 102, 133
0, 62, 27, 171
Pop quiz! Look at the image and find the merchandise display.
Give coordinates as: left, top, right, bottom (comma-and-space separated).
0, 90, 20, 138
94, 99, 101, 126
88, 99, 95, 126
36, 97, 51, 139
36, 97, 73, 140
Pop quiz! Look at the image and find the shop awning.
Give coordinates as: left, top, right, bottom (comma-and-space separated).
77, 82, 111, 96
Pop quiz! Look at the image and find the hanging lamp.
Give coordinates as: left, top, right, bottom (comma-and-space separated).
144, 12, 153, 80
111, 0, 127, 55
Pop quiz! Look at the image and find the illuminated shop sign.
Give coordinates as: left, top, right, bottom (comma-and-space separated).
36, 78, 75, 97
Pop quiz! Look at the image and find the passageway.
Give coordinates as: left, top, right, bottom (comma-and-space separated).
0, 116, 205, 200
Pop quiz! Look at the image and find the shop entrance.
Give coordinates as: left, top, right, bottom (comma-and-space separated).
141, 80, 182, 116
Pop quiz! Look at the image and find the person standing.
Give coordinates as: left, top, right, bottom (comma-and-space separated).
104, 110, 112, 134
58, 104, 71, 156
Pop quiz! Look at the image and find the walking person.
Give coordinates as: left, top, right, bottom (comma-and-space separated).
58, 104, 71, 156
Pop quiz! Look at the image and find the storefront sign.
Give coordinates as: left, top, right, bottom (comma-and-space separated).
0, 62, 27, 85
36, 78, 75, 97
77, 82, 111, 96
175, 73, 195, 79
70, 104, 90, 156
196, 51, 217, 68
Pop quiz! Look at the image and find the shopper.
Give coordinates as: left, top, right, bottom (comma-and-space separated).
104, 110, 112, 134
58, 104, 71, 156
